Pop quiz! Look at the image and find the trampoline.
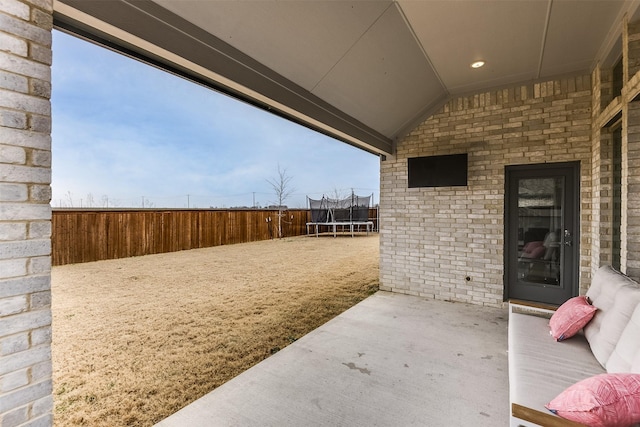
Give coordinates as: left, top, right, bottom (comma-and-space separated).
306, 193, 374, 237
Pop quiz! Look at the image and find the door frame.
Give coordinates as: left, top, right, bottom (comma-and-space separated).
503, 161, 580, 304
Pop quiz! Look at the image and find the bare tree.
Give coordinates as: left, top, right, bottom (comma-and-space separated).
267, 165, 295, 238
64, 190, 74, 207
331, 187, 348, 201
141, 197, 155, 208
85, 193, 95, 208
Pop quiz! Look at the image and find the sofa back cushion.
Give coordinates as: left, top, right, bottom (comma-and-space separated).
608, 303, 640, 373
585, 265, 640, 367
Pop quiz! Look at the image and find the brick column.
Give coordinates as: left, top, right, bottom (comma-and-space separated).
624, 100, 640, 278
592, 66, 607, 268
0, 0, 53, 426
623, 18, 640, 279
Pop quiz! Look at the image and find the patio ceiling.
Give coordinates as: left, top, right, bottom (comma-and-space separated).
53, 0, 640, 156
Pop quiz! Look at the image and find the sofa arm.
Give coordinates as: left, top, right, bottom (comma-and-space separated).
509, 300, 557, 322
509, 299, 559, 313
512, 404, 587, 427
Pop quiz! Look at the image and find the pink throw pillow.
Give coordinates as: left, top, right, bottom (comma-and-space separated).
527, 245, 546, 259
546, 373, 640, 427
523, 241, 543, 253
549, 296, 597, 341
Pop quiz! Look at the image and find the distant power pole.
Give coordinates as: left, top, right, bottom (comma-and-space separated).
253, 192, 256, 208
187, 194, 190, 208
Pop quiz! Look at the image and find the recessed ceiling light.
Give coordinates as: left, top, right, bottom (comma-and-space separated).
471, 61, 485, 69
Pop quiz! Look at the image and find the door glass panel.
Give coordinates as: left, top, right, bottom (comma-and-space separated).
516, 177, 564, 286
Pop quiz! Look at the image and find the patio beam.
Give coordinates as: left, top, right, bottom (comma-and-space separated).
53, 0, 393, 156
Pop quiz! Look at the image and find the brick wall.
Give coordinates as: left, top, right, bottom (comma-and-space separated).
380, 76, 593, 307
0, 0, 53, 425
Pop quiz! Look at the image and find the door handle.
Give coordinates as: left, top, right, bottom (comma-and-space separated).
564, 229, 572, 247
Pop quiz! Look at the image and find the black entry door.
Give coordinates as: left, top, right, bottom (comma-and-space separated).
505, 162, 580, 305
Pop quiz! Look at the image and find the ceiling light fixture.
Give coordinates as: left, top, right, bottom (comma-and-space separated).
471, 61, 485, 69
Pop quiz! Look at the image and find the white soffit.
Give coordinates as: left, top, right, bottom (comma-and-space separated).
312, 3, 445, 137
400, 0, 548, 94
541, 1, 627, 76
153, 0, 442, 138
153, 0, 393, 91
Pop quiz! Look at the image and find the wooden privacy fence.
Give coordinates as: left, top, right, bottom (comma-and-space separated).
52, 208, 379, 266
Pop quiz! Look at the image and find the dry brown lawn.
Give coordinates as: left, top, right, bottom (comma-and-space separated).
52, 234, 379, 426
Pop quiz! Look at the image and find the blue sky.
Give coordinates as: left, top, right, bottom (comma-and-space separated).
51, 30, 380, 209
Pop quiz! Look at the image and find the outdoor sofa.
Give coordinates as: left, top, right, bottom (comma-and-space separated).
509, 265, 640, 426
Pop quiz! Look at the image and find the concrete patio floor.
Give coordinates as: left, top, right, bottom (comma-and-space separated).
155, 291, 509, 426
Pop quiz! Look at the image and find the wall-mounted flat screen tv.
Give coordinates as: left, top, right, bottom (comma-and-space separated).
407, 153, 468, 188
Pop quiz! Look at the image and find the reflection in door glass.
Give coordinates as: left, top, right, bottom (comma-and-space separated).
516, 177, 563, 286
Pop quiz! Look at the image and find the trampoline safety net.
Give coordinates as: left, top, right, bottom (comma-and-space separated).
307, 193, 371, 224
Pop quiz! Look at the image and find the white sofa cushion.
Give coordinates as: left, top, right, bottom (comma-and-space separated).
585, 265, 640, 367
509, 310, 604, 414
607, 303, 640, 373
